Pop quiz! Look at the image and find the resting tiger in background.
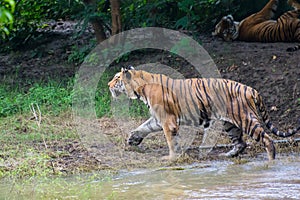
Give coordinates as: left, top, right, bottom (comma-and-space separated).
108, 67, 300, 161
212, 0, 300, 51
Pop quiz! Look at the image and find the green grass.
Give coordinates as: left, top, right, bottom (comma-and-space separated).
0, 81, 73, 117
0, 113, 78, 178
0, 69, 149, 118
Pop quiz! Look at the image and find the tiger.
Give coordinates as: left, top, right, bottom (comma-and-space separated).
212, 0, 300, 52
107, 66, 300, 161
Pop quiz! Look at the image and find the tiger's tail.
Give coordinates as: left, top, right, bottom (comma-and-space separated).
287, 44, 300, 52
255, 92, 300, 137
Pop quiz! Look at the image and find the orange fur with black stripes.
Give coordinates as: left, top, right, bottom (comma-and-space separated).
213, 0, 300, 51
108, 67, 300, 160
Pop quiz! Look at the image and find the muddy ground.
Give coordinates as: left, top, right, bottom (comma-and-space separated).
0, 24, 299, 173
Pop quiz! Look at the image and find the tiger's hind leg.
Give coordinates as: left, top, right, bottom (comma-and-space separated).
161, 116, 179, 161
261, 132, 276, 160
248, 119, 276, 160
220, 122, 247, 157
256, 0, 279, 20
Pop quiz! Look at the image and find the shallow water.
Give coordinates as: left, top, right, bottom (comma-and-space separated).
1, 154, 300, 200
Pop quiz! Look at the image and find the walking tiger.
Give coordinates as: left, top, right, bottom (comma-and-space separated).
108, 67, 300, 160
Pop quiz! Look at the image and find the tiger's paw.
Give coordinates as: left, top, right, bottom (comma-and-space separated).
287, 47, 295, 52
218, 142, 247, 158
160, 153, 178, 161
127, 132, 144, 146
218, 151, 238, 158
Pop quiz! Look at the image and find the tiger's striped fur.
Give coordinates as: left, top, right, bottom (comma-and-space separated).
212, 0, 300, 51
108, 67, 300, 160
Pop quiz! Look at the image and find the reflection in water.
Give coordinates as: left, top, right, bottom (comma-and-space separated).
1, 155, 300, 199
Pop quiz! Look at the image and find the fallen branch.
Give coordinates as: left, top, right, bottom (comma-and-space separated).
197, 138, 300, 150
198, 144, 233, 150
30, 103, 47, 149
273, 138, 300, 144
30, 103, 57, 174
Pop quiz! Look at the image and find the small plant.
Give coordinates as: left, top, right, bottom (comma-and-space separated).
10, 149, 53, 178
67, 42, 96, 65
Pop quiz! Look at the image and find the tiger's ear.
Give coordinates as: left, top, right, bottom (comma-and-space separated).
124, 65, 135, 71
127, 65, 134, 70
121, 67, 131, 80
121, 65, 134, 73
121, 67, 128, 73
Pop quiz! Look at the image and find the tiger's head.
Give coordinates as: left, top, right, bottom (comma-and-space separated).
118, 66, 149, 100
107, 72, 126, 98
212, 15, 239, 41
108, 66, 148, 99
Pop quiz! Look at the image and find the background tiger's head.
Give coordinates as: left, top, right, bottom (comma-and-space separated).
107, 72, 126, 98
212, 15, 239, 41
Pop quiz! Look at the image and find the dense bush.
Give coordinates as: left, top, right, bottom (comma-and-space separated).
121, 0, 241, 30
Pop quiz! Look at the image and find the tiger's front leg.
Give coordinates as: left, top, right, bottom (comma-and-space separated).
128, 117, 162, 146
161, 117, 179, 161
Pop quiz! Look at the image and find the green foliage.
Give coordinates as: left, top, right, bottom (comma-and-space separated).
175, 0, 240, 30
175, 0, 199, 29
2, 0, 84, 46
0, 0, 15, 37
122, 0, 179, 29
121, 0, 241, 31
0, 81, 73, 117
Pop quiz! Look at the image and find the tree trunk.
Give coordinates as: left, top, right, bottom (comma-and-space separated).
83, 0, 107, 44
110, 0, 122, 35
90, 17, 107, 44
